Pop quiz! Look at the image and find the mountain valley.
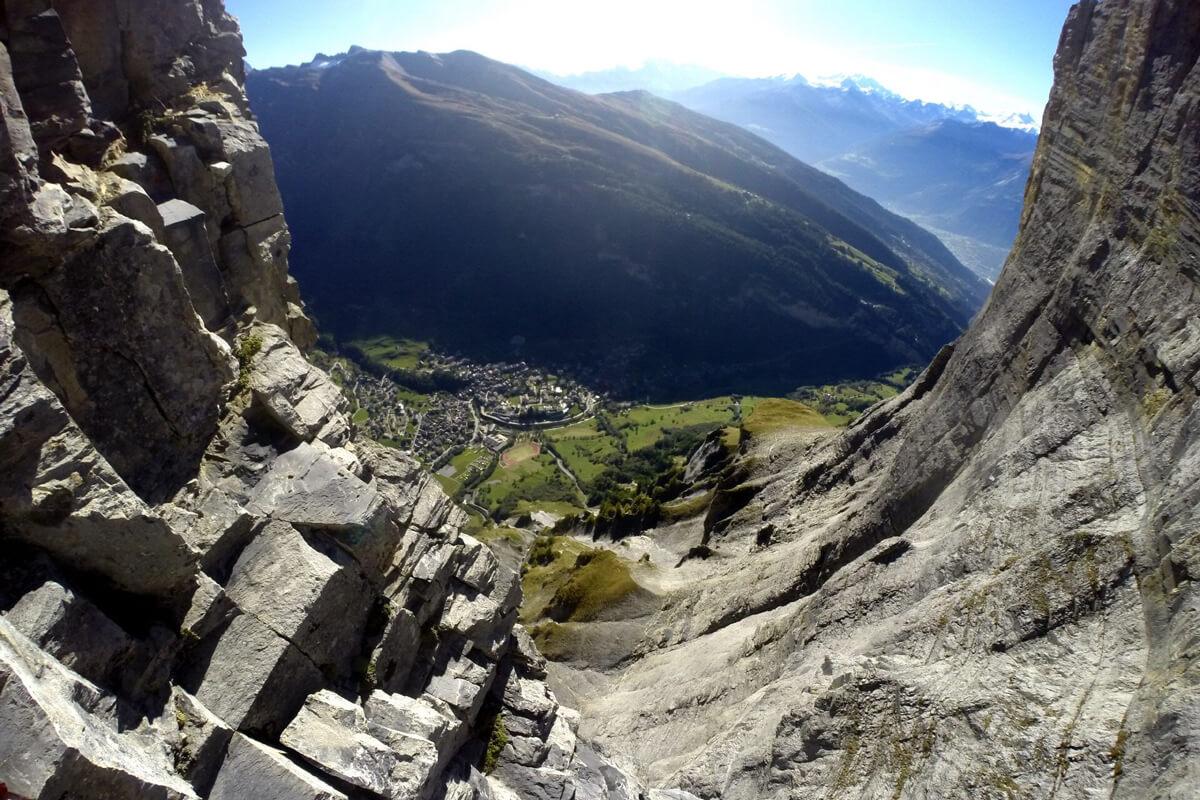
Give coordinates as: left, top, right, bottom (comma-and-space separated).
246, 50, 988, 400
668, 75, 1039, 278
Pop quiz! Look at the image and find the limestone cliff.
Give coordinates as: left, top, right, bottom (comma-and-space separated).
0, 2, 683, 798
544, 1, 1200, 797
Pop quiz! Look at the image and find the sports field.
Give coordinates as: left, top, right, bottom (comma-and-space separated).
500, 441, 541, 468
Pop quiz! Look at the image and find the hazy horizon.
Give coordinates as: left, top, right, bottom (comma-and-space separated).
224, 0, 1077, 118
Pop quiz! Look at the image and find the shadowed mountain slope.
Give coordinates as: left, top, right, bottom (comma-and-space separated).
247, 50, 988, 399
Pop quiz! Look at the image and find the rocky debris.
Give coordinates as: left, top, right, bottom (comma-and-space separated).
0, 1, 691, 797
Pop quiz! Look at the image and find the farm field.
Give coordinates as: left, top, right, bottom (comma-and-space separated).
544, 419, 620, 484
475, 451, 586, 518
610, 396, 744, 451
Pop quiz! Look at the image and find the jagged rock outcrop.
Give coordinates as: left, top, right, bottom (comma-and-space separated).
0, 2, 692, 798
540, 1, 1200, 798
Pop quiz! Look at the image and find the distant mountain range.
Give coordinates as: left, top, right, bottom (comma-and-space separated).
247, 49, 988, 400
540, 66, 1038, 279
666, 75, 1039, 279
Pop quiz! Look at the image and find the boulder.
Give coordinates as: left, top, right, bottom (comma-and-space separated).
0, 618, 197, 799
7, 217, 231, 500
207, 115, 285, 226
224, 520, 371, 674
424, 651, 498, 722
158, 197, 230, 328
280, 690, 440, 799
370, 606, 421, 694
104, 177, 164, 238
179, 572, 236, 642
155, 687, 235, 795
3, 6, 91, 152
189, 611, 323, 736
163, 484, 254, 578
3, 580, 171, 697
452, 534, 497, 593
498, 672, 556, 740
541, 708, 579, 772
508, 625, 548, 680
0, 41, 38, 233
489, 765, 574, 800
244, 439, 381, 528
244, 440, 398, 576
209, 733, 346, 800
148, 135, 225, 238
0, 290, 198, 597
247, 323, 349, 446
217, 215, 315, 347
364, 690, 461, 756
440, 586, 505, 644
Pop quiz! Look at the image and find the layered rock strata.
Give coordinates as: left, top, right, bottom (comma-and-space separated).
546, 1, 1200, 798
0, 2, 691, 798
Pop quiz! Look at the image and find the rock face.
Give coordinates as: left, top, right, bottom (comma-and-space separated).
0, 2, 684, 799
538, 2, 1200, 798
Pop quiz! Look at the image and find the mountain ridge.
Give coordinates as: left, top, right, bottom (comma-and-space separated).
248, 47, 988, 400
667, 72, 1041, 279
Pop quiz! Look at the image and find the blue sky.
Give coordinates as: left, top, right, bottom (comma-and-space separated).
225, 0, 1078, 115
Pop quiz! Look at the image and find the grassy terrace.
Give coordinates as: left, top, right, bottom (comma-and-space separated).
741, 398, 831, 438
349, 335, 429, 370
790, 366, 918, 425
611, 396, 743, 450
